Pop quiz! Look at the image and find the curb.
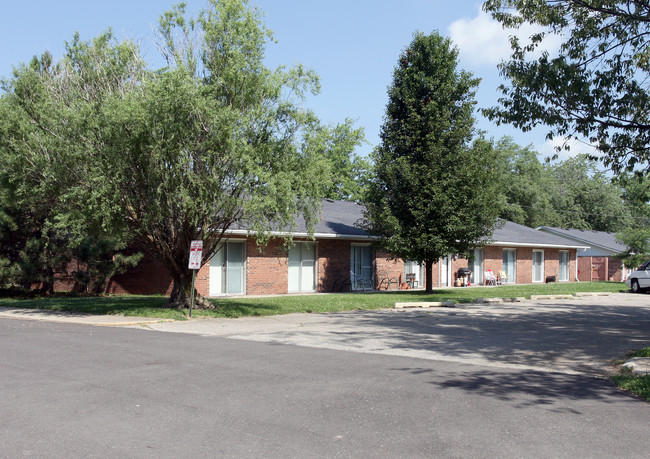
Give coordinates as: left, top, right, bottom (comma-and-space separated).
474, 297, 525, 304
394, 301, 455, 309
393, 292, 614, 309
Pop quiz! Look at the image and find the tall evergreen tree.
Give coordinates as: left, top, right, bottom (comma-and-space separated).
363, 32, 500, 293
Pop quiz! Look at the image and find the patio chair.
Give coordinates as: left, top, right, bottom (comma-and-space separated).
498, 271, 508, 285
377, 269, 399, 290
484, 270, 497, 286
352, 274, 373, 291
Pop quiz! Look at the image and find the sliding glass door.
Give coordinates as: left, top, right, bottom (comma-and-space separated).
209, 241, 245, 296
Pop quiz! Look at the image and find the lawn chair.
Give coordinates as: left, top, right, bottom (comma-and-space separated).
498, 271, 508, 285
484, 270, 497, 286
377, 269, 399, 290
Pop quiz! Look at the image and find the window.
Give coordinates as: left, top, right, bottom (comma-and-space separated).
532, 250, 544, 283
351, 245, 374, 289
209, 241, 245, 295
470, 248, 484, 285
502, 249, 516, 283
288, 242, 316, 292
559, 251, 570, 282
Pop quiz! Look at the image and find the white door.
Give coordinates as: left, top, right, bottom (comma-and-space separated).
471, 249, 484, 285
559, 251, 570, 281
440, 256, 449, 287
502, 249, 516, 283
532, 250, 544, 283
288, 243, 316, 292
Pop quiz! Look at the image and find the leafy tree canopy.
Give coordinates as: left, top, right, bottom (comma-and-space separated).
483, 0, 650, 175
364, 31, 501, 293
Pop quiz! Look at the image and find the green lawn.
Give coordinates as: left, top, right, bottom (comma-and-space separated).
0, 281, 627, 320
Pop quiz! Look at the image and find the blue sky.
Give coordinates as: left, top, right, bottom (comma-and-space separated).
1, 0, 577, 161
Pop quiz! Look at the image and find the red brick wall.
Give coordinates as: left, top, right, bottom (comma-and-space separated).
318, 239, 351, 292
106, 253, 173, 295
375, 250, 404, 289
245, 238, 289, 295
47, 239, 584, 297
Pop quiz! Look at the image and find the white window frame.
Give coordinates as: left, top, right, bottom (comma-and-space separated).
532, 249, 545, 283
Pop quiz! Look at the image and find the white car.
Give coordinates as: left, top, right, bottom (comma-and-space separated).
626, 260, 650, 293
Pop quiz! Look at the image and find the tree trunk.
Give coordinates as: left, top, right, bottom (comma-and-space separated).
425, 259, 434, 294
165, 269, 214, 310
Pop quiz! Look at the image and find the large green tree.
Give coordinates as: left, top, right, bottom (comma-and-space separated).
0, 0, 359, 306
483, 0, 650, 174
363, 32, 501, 293
0, 44, 142, 293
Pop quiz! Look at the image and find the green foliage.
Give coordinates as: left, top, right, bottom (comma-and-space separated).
0, 0, 361, 305
364, 32, 501, 292
548, 155, 632, 231
490, 137, 635, 232
492, 137, 557, 227
615, 228, 650, 270
483, 0, 650, 174
304, 119, 368, 201
0, 28, 144, 294
612, 347, 650, 402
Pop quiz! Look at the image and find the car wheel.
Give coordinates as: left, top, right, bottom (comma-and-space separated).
631, 279, 641, 293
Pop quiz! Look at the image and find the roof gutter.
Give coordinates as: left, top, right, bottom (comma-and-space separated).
224, 229, 375, 241
488, 241, 590, 249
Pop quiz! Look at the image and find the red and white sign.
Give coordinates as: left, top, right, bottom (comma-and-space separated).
188, 240, 203, 270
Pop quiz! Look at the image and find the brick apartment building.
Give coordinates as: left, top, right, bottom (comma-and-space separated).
106, 200, 588, 296
538, 227, 631, 282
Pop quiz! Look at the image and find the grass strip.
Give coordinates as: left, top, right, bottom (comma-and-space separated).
0, 281, 627, 320
611, 347, 650, 402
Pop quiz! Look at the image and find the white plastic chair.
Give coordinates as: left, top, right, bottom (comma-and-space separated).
484, 270, 497, 286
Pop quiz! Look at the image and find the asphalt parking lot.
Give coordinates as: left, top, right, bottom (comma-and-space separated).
1, 292, 648, 375
133, 292, 650, 376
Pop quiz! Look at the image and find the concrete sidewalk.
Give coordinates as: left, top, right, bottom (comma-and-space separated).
0, 306, 171, 326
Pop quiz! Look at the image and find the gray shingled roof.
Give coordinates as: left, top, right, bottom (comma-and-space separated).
490, 221, 588, 248
294, 201, 587, 248
294, 199, 368, 237
538, 227, 628, 253
230, 200, 589, 248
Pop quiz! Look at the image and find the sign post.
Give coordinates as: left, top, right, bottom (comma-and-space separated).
188, 240, 203, 318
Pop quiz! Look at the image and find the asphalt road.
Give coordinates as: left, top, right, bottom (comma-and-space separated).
1, 293, 649, 458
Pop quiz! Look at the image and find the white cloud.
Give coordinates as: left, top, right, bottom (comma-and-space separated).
448, 6, 563, 67
535, 136, 602, 163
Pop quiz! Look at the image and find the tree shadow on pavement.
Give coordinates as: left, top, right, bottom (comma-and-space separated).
391, 366, 642, 413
